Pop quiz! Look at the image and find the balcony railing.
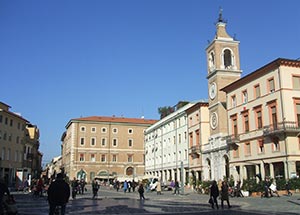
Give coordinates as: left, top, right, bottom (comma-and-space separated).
223, 134, 240, 146
263, 121, 300, 136
189, 145, 201, 155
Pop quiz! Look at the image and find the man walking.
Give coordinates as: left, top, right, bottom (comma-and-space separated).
92, 179, 100, 199
47, 173, 70, 215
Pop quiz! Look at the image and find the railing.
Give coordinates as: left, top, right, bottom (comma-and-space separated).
263, 121, 300, 136
223, 134, 240, 145
189, 145, 201, 155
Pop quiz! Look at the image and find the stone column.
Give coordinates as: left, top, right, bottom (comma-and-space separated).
260, 160, 265, 180
255, 164, 260, 183
270, 163, 274, 179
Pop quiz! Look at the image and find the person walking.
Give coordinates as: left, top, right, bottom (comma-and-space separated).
47, 173, 70, 215
138, 183, 145, 200
209, 180, 219, 209
92, 179, 100, 199
71, 177, 79, 199
123, 180, 128, 193
156, 180, 162, 195
220, 181, 231, 209
0, 178, 10, 214
80, 179, 86, 194
286, 180, 292, 196
173, 180, 180, 195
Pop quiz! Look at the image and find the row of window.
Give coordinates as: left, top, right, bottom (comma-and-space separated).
146, 132, 188, 146
230, 102, 278, 133
80, 126, 134, 134
0, 130, 21, 143
1, 147, 23, 162
79, 137, 134, 147
232, 137, 292, 158
231, 78, 273, 108
0, 115, 25, 130
146, 149, 188, 163
78, 153, 133, 163
231, 101, 300, 134
146, 116, 188, 141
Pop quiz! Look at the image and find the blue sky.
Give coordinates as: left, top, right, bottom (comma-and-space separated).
1, 0, 299, 165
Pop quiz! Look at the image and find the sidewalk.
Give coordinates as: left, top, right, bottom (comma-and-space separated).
12, 185, 300, 215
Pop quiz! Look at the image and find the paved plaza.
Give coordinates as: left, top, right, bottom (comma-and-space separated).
12, 185, 300, 215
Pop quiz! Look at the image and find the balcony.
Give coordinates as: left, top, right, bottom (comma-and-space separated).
223, 134, 240, 146
263, 121, 300, 136
189, 145, 201, 156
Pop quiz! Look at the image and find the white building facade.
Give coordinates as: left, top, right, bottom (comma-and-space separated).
144, 102, 199, 184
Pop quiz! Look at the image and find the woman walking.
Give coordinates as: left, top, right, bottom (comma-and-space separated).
221, 181, 231, 209
138, 183, 146, 200
209, 180, 219, 209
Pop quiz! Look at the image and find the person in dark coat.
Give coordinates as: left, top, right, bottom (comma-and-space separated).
47, 173, 70, 215
210, 180, 219, 209
138, 183, 145, 200
92, 179, 100, 199
0, 178, 10, 214
173, 180, 180, 195
221, 180, 231, 209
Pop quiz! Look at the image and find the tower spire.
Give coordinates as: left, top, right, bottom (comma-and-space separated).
218, 7, 223, 23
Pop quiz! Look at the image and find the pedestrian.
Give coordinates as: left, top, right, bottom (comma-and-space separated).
235, 180, 244, 197
80, 179, 86, 194
128, 180, 132, 192
0, 178, 10, 214
36, 177, 44, 197
138, 183, 145, 200
156, 180, 162, 195
116, 180, 120, 192
173, 180, 180, 195
47, 173, 70, 215
220, 181, 231, 209
123, 180, 128, 193
92, 179, 100, 199
71, 177, 79, 199
286, 180, 292, 196
209, 180, 219, 209
132, 180, 137, 192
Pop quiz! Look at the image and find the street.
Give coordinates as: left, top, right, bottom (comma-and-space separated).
12, 185, 300, 215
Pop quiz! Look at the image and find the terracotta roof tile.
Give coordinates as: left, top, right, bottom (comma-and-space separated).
72, 116, 158, 125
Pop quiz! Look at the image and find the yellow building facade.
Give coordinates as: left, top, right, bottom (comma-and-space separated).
61, 116, 157, 183
222, 58, 300, 180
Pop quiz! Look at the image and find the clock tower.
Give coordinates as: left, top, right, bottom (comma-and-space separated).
203, 9, 242, 181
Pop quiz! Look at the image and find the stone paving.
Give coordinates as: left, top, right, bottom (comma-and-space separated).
11, 185, 300, 215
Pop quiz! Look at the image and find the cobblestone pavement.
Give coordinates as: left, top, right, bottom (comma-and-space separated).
12, 185, 300, 215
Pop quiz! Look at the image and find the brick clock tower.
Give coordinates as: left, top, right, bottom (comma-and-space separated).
202, 10, 242, 181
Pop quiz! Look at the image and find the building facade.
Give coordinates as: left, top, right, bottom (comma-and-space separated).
186, 102, 209, 185
222, 58, 300, 180
0, 101, 42, 187
144, 101, 208, 185
202, 12, 242, 181
61, 116, 157, 183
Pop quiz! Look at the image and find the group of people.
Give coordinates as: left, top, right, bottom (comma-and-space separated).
209, 180, 232, 209
71, 178, 86, 199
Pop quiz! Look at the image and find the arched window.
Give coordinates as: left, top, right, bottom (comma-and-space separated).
126, 167, 134, 176
224, 49, 232, 68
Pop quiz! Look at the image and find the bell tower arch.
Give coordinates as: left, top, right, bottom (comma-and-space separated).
203, 9, 242, 181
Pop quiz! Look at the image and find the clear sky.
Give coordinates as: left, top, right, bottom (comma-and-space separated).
1, 0, 299, 165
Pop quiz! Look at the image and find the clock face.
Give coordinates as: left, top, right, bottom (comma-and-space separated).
209, 82, 217, 99
210, 112, 218, 129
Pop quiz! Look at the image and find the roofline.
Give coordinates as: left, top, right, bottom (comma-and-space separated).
221, 58, 300, 93
65, 116, 158, 129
